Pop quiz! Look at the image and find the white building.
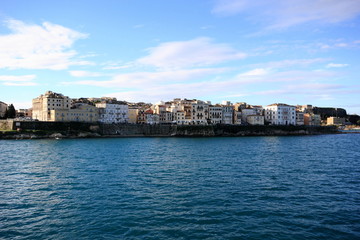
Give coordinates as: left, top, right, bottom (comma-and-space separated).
96, 102, 129, 123
145, 112, 160, 125
265, 103, 296, 125
222, 105, 234, 124
191, 100, 209, 125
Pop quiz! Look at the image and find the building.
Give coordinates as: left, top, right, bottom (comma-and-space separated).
296, 104, 313, 113
246, 115, 264, 125
327, 117, 345, 125
234, 111, 242, 125
265, 103, 296, 125
0, 101, 7, 118
222, 105, 234, 124
16, 109, 32, 119
145, 110, 160, 125
233, 102, 248, 112
32, 91, 71, 121
174, 111, 186, 124
296, 111, 304, 125
136, 109, 146, 124
304, 113, 321, 126
191, 100, 209, 125
50, 103, 99, 122
241, 108, 257, 123
128, 108, 138, 124
96, 102, 129, 123
209, 105, 223, 124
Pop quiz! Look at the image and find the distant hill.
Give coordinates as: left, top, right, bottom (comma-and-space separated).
313, 107, 347, 120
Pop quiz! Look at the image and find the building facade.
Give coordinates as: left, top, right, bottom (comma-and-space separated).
50, 104, 99, 122
209, 106, 223, 124
16, 109, 32, 119
32, 91, 71, 121
246, 115, 264, 125
222, 105, 234, 124
304, 113, 321, 126
96, 102, 129, 123
296, 111, 304, 125
265, 103, 296, 125
0, 101, 7, 118
191, 100, 209, 125
327, 117, 345, 125
234, 111, 242, 125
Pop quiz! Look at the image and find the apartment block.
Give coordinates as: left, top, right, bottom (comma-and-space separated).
265, 103, 296, 125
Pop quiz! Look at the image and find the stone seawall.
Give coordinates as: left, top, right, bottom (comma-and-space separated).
0, 120, 338, 139
0, 120, 14, 130
100, 124, 176, 136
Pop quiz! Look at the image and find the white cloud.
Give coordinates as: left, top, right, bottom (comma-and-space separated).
213, 0, 360, 29
66, 68, 227, 88
67, 65, 342, 103
101, 61, 132, 70
0, 74, 37, 86
137, 37, 246, 69
69, 71, 104, 77
239, 68, 269, 76
3, 82, 37, 86
0, 74, 36, 82
0, 75, 38, 86
326, 63, 349, 68
261, 58, 328, 69
0, 19, 87, 70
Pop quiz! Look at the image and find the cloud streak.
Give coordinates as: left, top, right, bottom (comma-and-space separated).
0, 74, 37, 86
213, 0, 360, 29
137, 37, 246, 69
0, 19, 88, 70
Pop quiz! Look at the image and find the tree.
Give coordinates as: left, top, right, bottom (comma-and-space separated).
348, 114, 360, 125
5, 104, 16, 118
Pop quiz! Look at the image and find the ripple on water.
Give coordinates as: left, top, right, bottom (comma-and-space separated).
0, 135, 360, 239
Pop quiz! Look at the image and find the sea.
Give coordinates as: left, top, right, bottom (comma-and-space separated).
1, 134, 359, 239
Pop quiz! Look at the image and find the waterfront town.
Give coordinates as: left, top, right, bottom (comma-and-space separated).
0, 91, 359, 127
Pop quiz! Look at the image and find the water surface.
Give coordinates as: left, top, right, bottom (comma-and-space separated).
1, 135, 360, 239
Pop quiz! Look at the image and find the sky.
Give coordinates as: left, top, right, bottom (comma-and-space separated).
0, 0, 360, 114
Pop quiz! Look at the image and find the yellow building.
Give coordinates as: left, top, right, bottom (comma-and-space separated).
304, 113, 321, 126
246, 115, 264, 125
50, 104, 99, 122
327, 117, 345, 125
128, 108, 139, 124
32, 91, 71, 121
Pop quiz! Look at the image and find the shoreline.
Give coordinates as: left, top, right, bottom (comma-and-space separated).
0, 125, 342, 140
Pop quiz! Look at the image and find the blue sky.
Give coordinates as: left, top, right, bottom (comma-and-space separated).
1, 0, 360, 114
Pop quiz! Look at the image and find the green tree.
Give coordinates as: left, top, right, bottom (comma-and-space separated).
6, 104, 16, 118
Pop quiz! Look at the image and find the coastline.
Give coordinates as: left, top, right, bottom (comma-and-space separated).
0, 122, 340, 140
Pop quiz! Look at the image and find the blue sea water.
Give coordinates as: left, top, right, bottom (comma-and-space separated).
0, 134, 360, 239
